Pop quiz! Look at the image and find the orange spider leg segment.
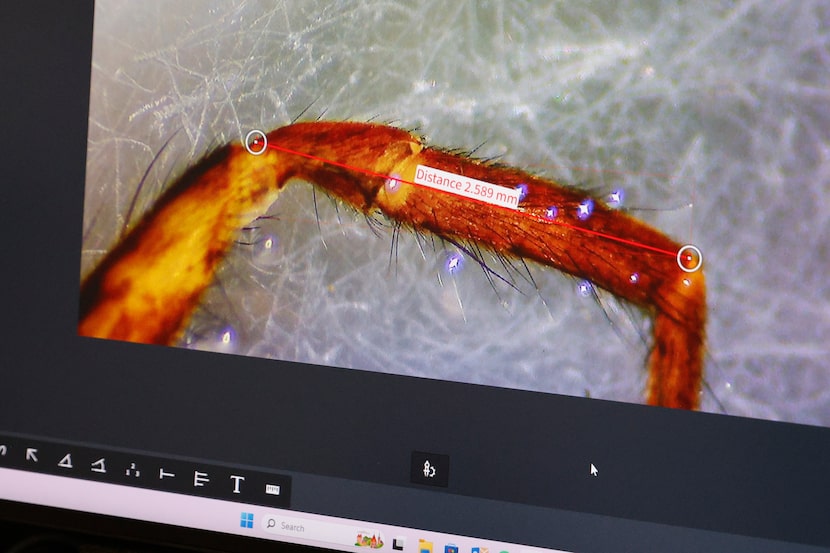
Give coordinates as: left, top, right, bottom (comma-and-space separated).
79, 121, 705, 409
266, 122, 706, 409
79, 144, 294, 344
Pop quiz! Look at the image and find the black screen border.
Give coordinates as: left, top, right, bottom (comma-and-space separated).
2, 2, 829, 551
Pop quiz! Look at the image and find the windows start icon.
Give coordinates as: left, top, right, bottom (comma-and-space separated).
239, 512, 254, 529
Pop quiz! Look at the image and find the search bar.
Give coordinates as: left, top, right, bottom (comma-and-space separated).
262, 514, 383, 548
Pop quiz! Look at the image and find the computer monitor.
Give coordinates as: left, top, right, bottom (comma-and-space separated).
2, 2, 829, 552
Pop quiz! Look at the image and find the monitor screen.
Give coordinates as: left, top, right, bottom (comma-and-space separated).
2, 2, 829, 552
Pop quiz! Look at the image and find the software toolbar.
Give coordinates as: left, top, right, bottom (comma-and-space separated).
0, 433, 291, 508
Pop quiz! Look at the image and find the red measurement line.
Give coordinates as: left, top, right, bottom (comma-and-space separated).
542, 219, 677, 256
265, 141, 678, 258
267, 143, 393, 181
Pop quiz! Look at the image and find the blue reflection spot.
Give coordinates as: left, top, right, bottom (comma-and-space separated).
576, 280, 593, 297
577, 198, 594, 221
445, 252, 464, 274
545, 206, 558, 220
629, 272, 640, 284
607, 189, 624, 208
515, 183, 529, 201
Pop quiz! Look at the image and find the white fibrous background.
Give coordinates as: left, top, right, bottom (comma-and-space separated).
82, 1, 830, 425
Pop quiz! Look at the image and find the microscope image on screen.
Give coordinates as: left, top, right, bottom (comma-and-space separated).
79, 1, 830, 425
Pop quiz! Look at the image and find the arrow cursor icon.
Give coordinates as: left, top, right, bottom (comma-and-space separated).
590, 463, 598, 477
26, 448, 39, 462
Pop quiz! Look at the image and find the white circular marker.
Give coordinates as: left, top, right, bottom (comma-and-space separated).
244, 129, 267, 155
385, 173, 402, 194
676, 244, 703, 273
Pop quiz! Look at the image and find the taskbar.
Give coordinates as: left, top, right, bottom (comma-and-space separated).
0, 467, 564, 553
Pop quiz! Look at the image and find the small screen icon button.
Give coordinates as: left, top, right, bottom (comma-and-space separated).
410, 451, 449, 487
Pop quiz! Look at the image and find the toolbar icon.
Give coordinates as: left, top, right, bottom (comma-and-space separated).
57, 453, 73, 469
230, 474, 245, 494
125, 462, 140, 477
91, 458, 107, 473
25, 448, 38, 462
265, 483, 281, 496
393, 537, 406, 551
410, 451, 449, 487
0, 445, 7, 456
193, 470, 210, 487
240, 512, 254, 529
419, 540, 433, 553
159, 468, 175, 479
